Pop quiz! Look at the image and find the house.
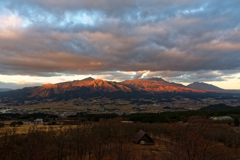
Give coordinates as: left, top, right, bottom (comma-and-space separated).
210, 116, 233, 121
134, 130, 154, 145
34, 118, 43, 124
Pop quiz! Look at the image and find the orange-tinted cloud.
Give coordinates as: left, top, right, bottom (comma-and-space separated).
0, 0, 240, 85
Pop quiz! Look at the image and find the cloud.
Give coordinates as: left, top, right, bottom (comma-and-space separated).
0, 81, 43, 89
144, 70, 240, 83
92, 71, 134, 81
132, 71, 149, 79
0, 0, 240, 83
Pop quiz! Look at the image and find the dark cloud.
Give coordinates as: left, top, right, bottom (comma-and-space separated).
0, 0, 240, 82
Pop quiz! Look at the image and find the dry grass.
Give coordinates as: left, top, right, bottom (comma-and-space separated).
1, 124, 78, 135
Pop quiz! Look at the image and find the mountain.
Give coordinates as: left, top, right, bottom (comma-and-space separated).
121, 79, 204, 93
29, 78, 132, 98
0, 88, 12, 92
0, 77, 206, 100
199, 103, 240, 111
143, 77, 166, 82
187, 82, 224, 91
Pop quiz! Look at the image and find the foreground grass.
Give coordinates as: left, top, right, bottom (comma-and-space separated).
1, 124, 79, 135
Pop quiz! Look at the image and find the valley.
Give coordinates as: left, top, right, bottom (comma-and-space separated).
1, 95, 240, 118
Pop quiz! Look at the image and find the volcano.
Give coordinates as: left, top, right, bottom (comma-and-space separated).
0, 77, 205, 100
121, 78, 204, 93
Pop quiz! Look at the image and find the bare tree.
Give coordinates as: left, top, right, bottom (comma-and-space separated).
162, 116, 233, 160
70, 124, 88, 160
49, 126, 71, 160
88, 122, 111, 160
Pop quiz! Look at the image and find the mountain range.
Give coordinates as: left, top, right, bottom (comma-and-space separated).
0, 78, 239, 101
0, 88, 12, 92
0, 77, 205, 100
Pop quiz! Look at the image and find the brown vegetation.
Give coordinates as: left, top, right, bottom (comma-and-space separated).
0, 117, 240, 160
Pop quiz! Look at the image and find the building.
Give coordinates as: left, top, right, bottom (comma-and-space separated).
34, 118, 43, 124
23, 118, 49, 125
210, 116, 233, 121
134, 130, 154, 145
121, 121, 133, 123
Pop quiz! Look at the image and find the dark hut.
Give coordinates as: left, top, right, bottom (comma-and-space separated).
134, 130, 154, 145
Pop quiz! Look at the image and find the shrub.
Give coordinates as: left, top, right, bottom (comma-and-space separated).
10, 121, 16, 127
234, 117, 239, 126
16, 121, 23, 126
0, 123, 4, 128
51, 121, 57, 125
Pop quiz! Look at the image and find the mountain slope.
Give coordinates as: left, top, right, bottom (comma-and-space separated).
0, 87, 38, 99
0, 88, 12, 92
187, 82, 224, 91
199, 103, 240, 111
29, 78, 132, 98
0, 77, 206, 100
121, 79, 205, 93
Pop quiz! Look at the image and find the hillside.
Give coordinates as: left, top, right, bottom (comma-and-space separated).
0, 88, 11, 92
121, 79, 204, 93
29, 78, 133, 98
199, 103, 240, 111
187, 82, 224, 91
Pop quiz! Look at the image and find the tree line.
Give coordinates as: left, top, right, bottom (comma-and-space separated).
0, 116, 240, 160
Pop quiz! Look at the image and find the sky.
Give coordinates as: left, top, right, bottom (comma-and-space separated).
0, 0, 240, 89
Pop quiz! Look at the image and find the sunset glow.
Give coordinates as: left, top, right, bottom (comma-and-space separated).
0, 0, 240, 89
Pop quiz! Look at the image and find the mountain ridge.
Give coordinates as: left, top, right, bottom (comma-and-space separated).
187, 82, 224, 91
0, 77, 207, 100
199, 103, 240, 111
121, 79, 204, 93
0, 88, 12, 92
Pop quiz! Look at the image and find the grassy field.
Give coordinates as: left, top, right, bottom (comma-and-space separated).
4, 102, 206, 114
1, 124, 78, 135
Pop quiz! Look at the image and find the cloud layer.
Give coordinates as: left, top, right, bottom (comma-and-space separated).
0, 81, 43, 89
0, 0, 240, 85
